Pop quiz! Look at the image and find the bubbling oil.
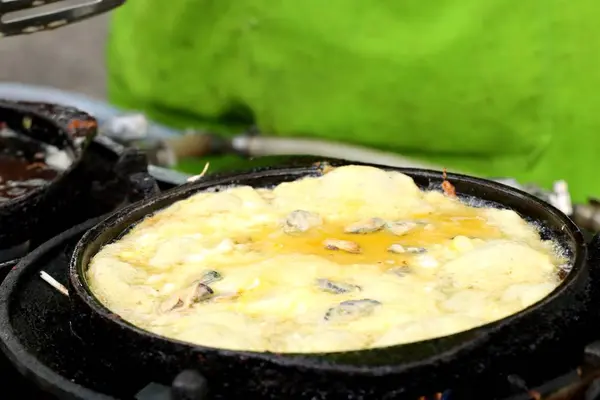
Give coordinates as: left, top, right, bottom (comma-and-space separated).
249, 209, 504, 267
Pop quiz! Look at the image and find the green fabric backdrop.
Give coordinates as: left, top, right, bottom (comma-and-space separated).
106, 0, 600, 202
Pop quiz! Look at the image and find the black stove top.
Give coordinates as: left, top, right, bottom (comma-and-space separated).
2, 210, 600, 400
0, 217, 140, 400
1, 147, 600, 399
0, 157, 181, 398
0, 114, 181, 399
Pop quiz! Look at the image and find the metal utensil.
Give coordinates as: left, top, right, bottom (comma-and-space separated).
97, 114, 576, 215
92, 135, 192, 186
0, 0, 124, 37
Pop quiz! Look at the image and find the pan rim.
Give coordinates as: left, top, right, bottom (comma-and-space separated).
0, 100, 88, 208
69, 162, 588, 375
0, 214, 115, 400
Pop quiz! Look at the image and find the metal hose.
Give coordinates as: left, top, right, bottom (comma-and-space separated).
230, 135, 449, 171
0, 83, 576, 216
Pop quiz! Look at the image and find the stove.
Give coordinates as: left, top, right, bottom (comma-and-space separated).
0, 133, 176, 274
0, 164, 598, 400
0, 107, 594, 400
0, 127, 180, 399
4, 3, 600, 396
0, 214, 597, 400
0, 135, 594, 399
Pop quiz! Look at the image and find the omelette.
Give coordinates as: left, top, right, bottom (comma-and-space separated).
87, 165, 568, 353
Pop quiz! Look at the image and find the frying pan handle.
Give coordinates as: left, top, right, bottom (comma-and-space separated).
9, 100, 98, 142
128, 172, 161, 203
171, 370, 209, 400
114, 148, 161, 203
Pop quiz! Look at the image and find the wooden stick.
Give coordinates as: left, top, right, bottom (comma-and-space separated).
187, 162, 210, 183
39, 271, 69, 297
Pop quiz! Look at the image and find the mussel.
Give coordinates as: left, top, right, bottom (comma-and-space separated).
387, 244, 427, 254
323, 239, 361, 254
385, 221, 418, 236
198, 270, 223, 285
283, 210, 323, 234
389, 267, 411, 277
344, 217, 386, 234
316, 278, 361, 294
324, 299, 382, 321
159, 281, 215, 313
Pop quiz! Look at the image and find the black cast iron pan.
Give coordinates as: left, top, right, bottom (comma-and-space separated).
0, 100, 160, 266
0, 100, 96, 253
69, 161, 593, 399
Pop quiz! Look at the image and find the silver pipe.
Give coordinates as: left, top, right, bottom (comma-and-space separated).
231, 135, 575, 214
0, 85, 575, 214
231, 135, 452, 171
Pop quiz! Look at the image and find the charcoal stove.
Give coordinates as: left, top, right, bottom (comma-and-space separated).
0, 100, 179, 400
0, 100, 179, 279
0, 161, 599, 400
2, 3, 600, 397
0, 210, 598, 400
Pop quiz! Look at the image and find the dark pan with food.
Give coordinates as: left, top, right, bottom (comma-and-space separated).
68, 161, 596, 399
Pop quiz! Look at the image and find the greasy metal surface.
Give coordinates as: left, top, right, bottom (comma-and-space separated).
68, 162, 591, 399
0, 218, 589, 400
0, 216, 119, 400
0, 103, 176, 266
0, 100, 95, 248
0, 168, 178, 399
0, 169, 595, 399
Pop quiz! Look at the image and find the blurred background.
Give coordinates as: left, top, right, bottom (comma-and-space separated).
0, 15, 107, 98
0, 3, 590, 221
